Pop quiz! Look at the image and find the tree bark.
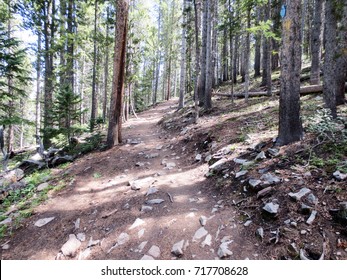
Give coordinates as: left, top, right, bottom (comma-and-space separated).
106, 0, 129, 148
276, 0, 303, 146
193, 0, 201, 122
204, 0, 213, 110
244, 8, 251, 102
254, 6, 261, 78
179, 0, 187, 109
310, 0, 323, 85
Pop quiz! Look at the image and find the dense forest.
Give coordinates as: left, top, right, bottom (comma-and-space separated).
0, 0, 347, 261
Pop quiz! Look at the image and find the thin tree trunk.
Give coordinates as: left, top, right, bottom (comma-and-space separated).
35, 31, 41, 138
204, 0, 212, 110
310, 0, 323, 85
103, 7, 110, 121
90, 0, 98, 131
244, 8, 251, 102
254, 6, 261, 78
193, 0, 201, 122
178, 0, 187, 109
198, 0, 207, 106
106, 0, 129, 148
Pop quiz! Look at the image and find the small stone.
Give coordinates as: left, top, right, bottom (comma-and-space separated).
61, 234, 81, 257
2, 244, 10, 250
129, 177, 155, 191
234, 158, 247, 164
37, 182, 49, 191
146, 187, 158, 196
148, 153, 159, 159
201, 234, 212, 247
138, 241, 148, 252
256, 227, 264, 239
156, 145, 163, 150
244, 220, 252, 227
217, 242, 233, 258
288, 188, 311, 201
263, 202, 279, 215
195, 154, 202, 161
260, 173, 281, 184
284, 219, 291, 225
301, 203, 313, 214
135, 162, 145, 167
129, 218, 145, 230
34, 217, 55, 227
88, 237, 100, 247
78, 248, 91, 260
141, 255, 155, 260
199, 216, 207, 226
74, 218, 80, 230
255, 151, 266, 160
235, 170, 248, 178
256, 187, 274, 199
0, 217, 12, 226
171, 240, 185, 256
205, 154, 212, 162
193, 227, 208, 242
290, 221, 297, 228
333, 170, 347, 181
141, 205, 153, 212
148, 245, 161, 258
248, 179, 262, 188
307, 193, 318, 205
209, 158, 228, 172
138, 229, 145, 239
268, 148, 280, 157
76, 233, 86, 242
146, 199, 165, 205
300, 230, 307, 235
117, 232, 130, 245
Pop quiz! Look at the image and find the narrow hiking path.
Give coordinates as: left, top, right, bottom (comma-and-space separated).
1, 99, 254, 260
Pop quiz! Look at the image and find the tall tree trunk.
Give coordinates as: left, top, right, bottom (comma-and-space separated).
106, 0, 129, 148
153, 1, 162, 105
310, 0, 323, 85
271, 0, 281, 70
244, 8, 251, 102
35, 31, 41, 138
66, 0, 74, 92
276, 0, 303, 146
204, 0, 213, 110
103, 7, 110, 121
90, 0, 98, 131
179, 0, 187, 109
198, 0, 207, 106
193, 0, 201, 122
323, 0, 338, 118
254, 7, 261, 78
222, 28, 228, 81
261, 1, 271, 91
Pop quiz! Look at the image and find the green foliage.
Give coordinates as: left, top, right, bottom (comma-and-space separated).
69, 133, 104, 155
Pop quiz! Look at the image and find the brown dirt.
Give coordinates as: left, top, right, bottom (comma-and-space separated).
1, 96, 346, 260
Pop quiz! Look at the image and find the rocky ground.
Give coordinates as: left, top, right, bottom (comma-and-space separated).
0, 94, 346, 260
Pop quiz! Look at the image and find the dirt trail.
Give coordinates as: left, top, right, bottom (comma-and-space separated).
1, 99, 255, 260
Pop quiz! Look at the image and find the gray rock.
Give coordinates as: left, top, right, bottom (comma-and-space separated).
193, 227, 208, 242
235, 170, 248, 178
201, 234, 212, 247
254, 141, 266, 151
255, 151, 266, 160
129, 177, 154, 190
141, 254, 155, 260
300, 230, 307, 235
306, 210, 318, 225
138, 229, 145, 239
0, 217, 12, 226
2, 244, 10, 250
256, 187, 274, 199
76, 233, 86, 242
146, 199, 165, 205
263, 202, 279, 215
307, 193, 318, 205
141, 205, 153, 212
74, 218, 80, 230
138, 241, 148, 252
217, 242, 233, 258
195, 154, 202, 161
199, 216, 207, 226
249, 179, 262, 188
234, 158, 248, 164
30, 153, 44, 161
256, 227, 264, 239
290, 222, 297, 228
333, 171, 347, 181
171, 240, 185, 256
217, 145, 235, 155
288, 188, 311, 201
165, 162, 176, 169
148, 245, 161, 258
37, 182, 49, 191
78, 248, 91, 260
34, 217, 55, 227
209, 158, 228, 172
156, 145, 163, 150
146, 187, 159, 196
129, 218, 145, 230
260, 173, 281, 184
244, 220, 252, 227
88, 237, 100, 247
4, 168, 25, 182
205, 154, 212, 162
117, 232, 130, 245
61, 234, 81, 257
135, 162, 145, 167
268, 148, 280, 157
301, 203, 313, 214
147, 153, 159, 159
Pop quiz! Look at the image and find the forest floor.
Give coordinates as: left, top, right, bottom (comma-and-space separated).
1, 86, 347, 260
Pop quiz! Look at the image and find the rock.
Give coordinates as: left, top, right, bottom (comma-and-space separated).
301, 203, 313, 214
88, 237, 100, 247
4, 168, 25, 182
300, 230, 307, 235
235, 170, 248, 178
138, 241, 148, 252
37, 182, 49, 191
217, 145, 235, 155
249, 179, 262, 188
290, 222, 297, 228
260, 173, 281, 184
307, 193, 318, 205
141, 205, 153, 212
171, 240, 185, 257
61, 234, 81, 257
34, 217, 55, 227
146, 199, 165, 205
130, 139, 141, 145
74, 218, 80, 230
165, 162, 176, 169
147, 153, 159, 159
76, 233, 86, 242
256, 187, 274, 199
78, 248, 91, 260
199, 216, 207, 226
138, 229, 145, 239
195, 154, 202, 161
0, 217, 12, 226
156, 145, 163, 150
256, 227, 264, 239
2, 243, 10, 250
244, 220, 252, 227
201, 234, 212, 248
30, 153, 43, 161
254, 141, 266, 152
268, 148, 280, 157
217, 242, 233, 258
288, 188, 311, 201
263, 202, 279, 215
148, 245, 161, 258
193, 227, 208, 242
234, 158, 248, 164
306, 210, 317, 225
146, 187, 159, 196
205, 154, 212, 162
209, 158, 228, 173
117, 232, 130, 245
333, 171, 347, 181
129, 177, 154, 190
135, 162, 145, 167
141, 255, 155, 260
255, 151, 266, 160
129, 218, 145, 230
